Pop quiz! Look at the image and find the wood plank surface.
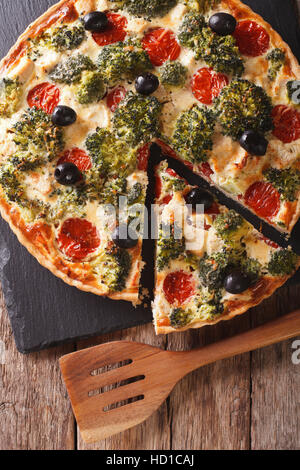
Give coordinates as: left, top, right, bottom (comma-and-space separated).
250, 287, 300, 450
0, 291, 75, 450
167, 317, 251, 450
0, 0, 300, 450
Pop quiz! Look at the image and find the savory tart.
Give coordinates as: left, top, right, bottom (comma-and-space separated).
153, 162, 300, 333
0, 0, 299, 310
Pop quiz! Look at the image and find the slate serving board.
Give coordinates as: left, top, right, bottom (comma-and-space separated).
0, 0, 299, 354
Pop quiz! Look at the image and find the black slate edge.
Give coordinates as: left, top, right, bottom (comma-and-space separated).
0, 231, 26, 353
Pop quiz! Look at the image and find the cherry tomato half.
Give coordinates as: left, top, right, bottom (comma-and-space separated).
244, 181, 280, 219
233, 20, 270, 57
27, 82, 60, 114
92, 12, 127, 46
272, 105, 300, 144
163, 271, 195, 306
106, 86, 127, 112
142, 28, 181, 66
58, 148, 92, 172
191, 68, 228, 105
57, 218, 100, 261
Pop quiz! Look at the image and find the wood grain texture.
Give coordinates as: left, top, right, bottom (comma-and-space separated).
250, 287, 300, 450
0, 290, 75, 450
165, 315, 251, 450
0, 0, 300, 450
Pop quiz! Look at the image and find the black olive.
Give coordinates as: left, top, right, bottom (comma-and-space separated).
54, 162, 82, 186
83, 11, 109, 32
112, 224, 139, 249
224, 271, 251, 294
185, 188, 214, 211
135, 73, 159, 96
239, 130, 268, 156
52, 106, 77, 127
209, 13, 237, 36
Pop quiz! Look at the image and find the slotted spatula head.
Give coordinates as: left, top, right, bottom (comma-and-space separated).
60, 310, 300, 443
59, 341, 181, 443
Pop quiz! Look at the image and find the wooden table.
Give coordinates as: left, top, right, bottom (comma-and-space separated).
1, 1, 300, 451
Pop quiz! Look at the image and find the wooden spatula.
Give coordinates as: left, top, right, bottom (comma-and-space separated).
60, 310, 300, 443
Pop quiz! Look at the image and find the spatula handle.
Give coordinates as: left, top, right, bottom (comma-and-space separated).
174, 310, 300, 376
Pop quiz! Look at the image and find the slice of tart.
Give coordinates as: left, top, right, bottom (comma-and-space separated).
153, 161, 300, 333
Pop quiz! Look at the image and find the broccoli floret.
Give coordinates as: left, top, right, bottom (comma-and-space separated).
178, 12, 244, 76
240, 257, 262, 284
195, 302, 222, 320
16, 197, 47, 223
0, 78, 22, 117
47, 23, 86, 52
85, 128, 137, 177
99, 244, 132, 292
185, 0, 221, 13
113, 0, 177, 19
215, 79, 273, 140
97, 42, 125, 85
0, 157, 49, 221
198, 247, 257, 290
4, 153, 46, 173
207, 35, 244, 77
159, 61, 187, 88
84, 167, 106, 202
184, 251, 201, 270
172, 105, 216, 163
161, 164, 186, 192
169, 308, 193, 329
0, 158, 25, 204
267, 48, 285, 81
287, 80, 300, 105
128, 183, 143, 205
210, 214, 261, 282
264, 167, 300, 202
49, 163, 122, 218
76, 71, 106, 105
0, 148, 101, 224
267, 249, 298, 276
97, 39, 153, 86
113, 92, 162, 147
29, 23, 86, 57
47, 184, 88, 222
178, 12, 206, 48
49, 54, 96, 84
198, 249, 232, 290
174, 288, 224, 325
194, 288, 224, 320
157, 222, 185, 271
12, 107, 64, 162
213, 210, 250, 244
101, 176, 128, 206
